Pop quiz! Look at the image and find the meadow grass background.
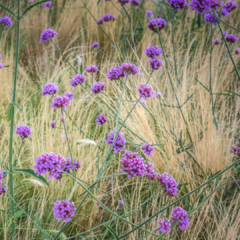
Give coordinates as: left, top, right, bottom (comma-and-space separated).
0, 0, 240, 239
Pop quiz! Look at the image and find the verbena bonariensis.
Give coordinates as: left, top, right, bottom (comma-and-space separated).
40, 29, 58, 42
149, 58, 163, 70
167, 0, 187, 9
145, 44, 162, 58
85, 65, 99, 73
91, 42, 99, 48
70, 74, 87, 87
204, 13, 218, 25
157, 218, 172, 233
157, 172, 179, 196
225, 34, 238, 43
212, 38, 221, 44
95, 113, 108, 126
222, 0, 238, 16
41, 83, 59, 96
15, 125, 32, 139
145, 162, 158, 181
105, 130, 126, 153
91, 82, 106, 94
107, 65, 126, 80
156, 92, 163, 98
50, 95, 71, 109
147, 17, 167, 33
64, 92, 74, 100
0, 16, 13, 27
146, 10, 153, 18
141, 143, 155, 156
188, 0, 223, 14
44, 1, 52, 8
102, 13, 116, 22
131, 0, 141, 7
120, 63, 139, 75
172, 206, 190, 230
230, 145, 240, 154
236, 48, 240, 54
53, 199, 76, 222
50, 120, 56, 128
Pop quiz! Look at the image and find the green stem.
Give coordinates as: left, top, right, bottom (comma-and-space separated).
122, 8, 127, 56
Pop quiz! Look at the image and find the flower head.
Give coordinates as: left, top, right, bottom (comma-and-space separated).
91, 42, 99, 48
0, 184, 7, 195
105, 130, 126, 153
0, 63, 4, 69
95, 113, 108, 126
156, 92, 163, 98
145, 44, 162, 58
0, 16, 13, 27
212, 38, 221, 44
44, 1, 52, 8
142, 143, 155, 156
221, 8, 229, 16
15, 125, 32, 139
230, 145, 240, 154
226, 34, 238, 43
85, 65, 99, 73
158, 218, 172, 233
91, 82, 106, 94
223, 0, 238, 14
64, 92, 74, 100
172, 207, 190, 230
188, 0, 219, 14
235, 48, 240, 54
50, 95, 71, 109
102, 13, 116, 22
132, 0, 141, 7
204, 13, 218, 25
53, 199, 76, 222
0, 170, 7, 184
120, 151, 146, 177
41, 83, 59, 96
70, 74, 87, 88
61, 157, 82, 173
119, 200, 125, 205
50, 120, 56, 128
40, 29, 58, 42
149, 58, 163, 70
121, 63, 139, 75
167, 0, 187, 9
107, 65, 126, 80
137, 84, 155, 100
29, 0, 34, 3
146, 10, 153, 18
97, 18, 103, 24
157, 173, 178, 196
145, 162, 157, 181
0, 54, 2, 62
117, 0, 131, 4
223, 31, 228, 38
147, 17, 167, 33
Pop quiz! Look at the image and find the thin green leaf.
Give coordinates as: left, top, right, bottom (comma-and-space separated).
20, 1, 49, 19
0, 116, 7, 120
105, 225, 120, 240
0, 4, 17, 18
13, 169, 49, 187
7, 103, 13, 121
13, 102, 22, 112
97, 0, 102, 5
194, 78, 210, 93
225, 90, 240, 97
36, 213, 41, 229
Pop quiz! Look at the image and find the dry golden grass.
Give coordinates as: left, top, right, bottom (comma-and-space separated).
0, 0, 240, 239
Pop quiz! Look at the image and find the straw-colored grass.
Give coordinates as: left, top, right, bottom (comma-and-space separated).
0, 0, 240, 239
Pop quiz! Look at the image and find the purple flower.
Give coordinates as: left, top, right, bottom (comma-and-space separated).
50, 95, 71, 109
44, 1, 52, 8
221, 8, 229, 16
230, 145, 240, 154
41, 83, 59, 96
91, 42, 99, 48
188, 0, 212, 14
117, 0, 131, 4
147, 17, 167, 33
107, 65, 126, 80
132, 0, 141, 7
172, 207, 190, 230
156, 92, 163, 98
149, 58, 163, 70
223, 0, 238, 13
119, 200, 125, 205
61, 157, 82, 173
0, 170, 7, 184
53, 199, 76, 222
95, 113, 108, 126
85, 65, 99, 73
223, 31, 228, 38
137, 83, 155, 100
145, 44, 162, 58
204, 13, 218, 25
146, 11, 153, 18
105, 130, 126, 153
91, 82, 106, 94
0, 184, 7, 195
212, 38, 221, 44
15, 125, 32, 139
157, 172, 179, 196
167, 0, 187, 9
61, 115, 64, 122
226, 34, 238, 43
102, 13, 116, 22
145, 162, 157, 181
64, 92, 74, 100
210, 0, 223, 9
97, 18, 103, 24
142, 143, 155, 156
158, 218, 172, 233
235, 48, 240, 54
0, 63, 4, 69
120, 151, 146, 177
29, 0, 34, 3
70, 74, 87, 88
40, 29, 58, 42
121, 63, 139, 75
50, 120, 56, 128
0, 16, 13, 27
0, 54, 2, 62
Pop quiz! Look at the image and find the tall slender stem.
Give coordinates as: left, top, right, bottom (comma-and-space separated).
122, 7, 127, 56
8, 1, 20, 239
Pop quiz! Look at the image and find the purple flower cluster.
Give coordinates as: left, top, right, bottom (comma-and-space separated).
102, 13, 116, 22
158, 218, 171, 233
121, 63, 139, 75
142, 143, 155, 156
236, 48, 240, 54
167, 0, 187, 9
0, 184, 7, 195
15, 125, 32, 139
149, 58, 163, 70
91, 42, 99, 48
145, 44, 162, 58
50, 95, 71, 109
0, 170, 6, 184
204, 13, 218, 25
212, 38, 221, 44
222, 1, 238, 16
145, 162, 157, 181
230, 145, 240, 154
50, 120, 56, 128
157, 172, 179, 196
146, 11, 153, 18
44, 1, 52, 8
0, 54, 2, 62
147, 17, 167, 33
29, 0, 34, 3
117, 0, 131, 4
226, 34, 238, 43
156, 92, 163, 98
119, 200, 125, 205
131, 0, 141, 7
0, 170, 7, 195
97, 19, 103, 24
0, 16, 13, 27
107, 65, 126, 80
70, 74, 87, 88
41, 83, 59, 96
91, 81, 106, 94
95, 113, 108, 125
136, 83, 155, 100
172, 206, 190, 230
40, 29, 58, 42
0, 63, 3, 69
34, 152, 82, 181
85, 65, 99, 73
64, 92, 74, 100
53, 199, 76, 222
105, 130, 126, 153
120, 151, 146, 177
188, 0, 222, 14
